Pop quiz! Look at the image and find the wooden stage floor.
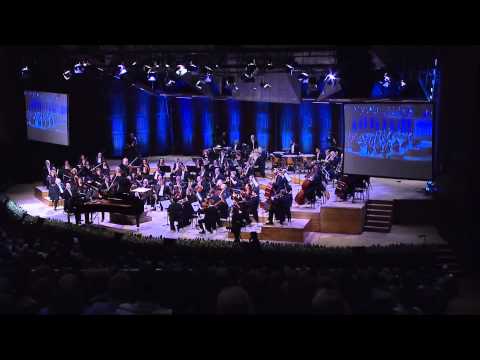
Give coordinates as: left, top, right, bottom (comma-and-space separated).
6, 157, 444, 247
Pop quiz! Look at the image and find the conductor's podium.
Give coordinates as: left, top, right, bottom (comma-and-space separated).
34, 185, 64, 208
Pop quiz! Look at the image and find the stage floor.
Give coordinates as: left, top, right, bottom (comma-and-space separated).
6, 174, 445, 247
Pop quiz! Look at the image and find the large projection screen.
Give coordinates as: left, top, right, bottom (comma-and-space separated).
343, 102, 433, 180
25, 91, 69, 146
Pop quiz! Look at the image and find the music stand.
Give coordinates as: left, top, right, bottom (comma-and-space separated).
159, 165, 171, 174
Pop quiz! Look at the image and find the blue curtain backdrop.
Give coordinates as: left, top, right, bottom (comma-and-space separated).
135, 90, 151, 156
107, 83, 336, 156
155, 96, 170, 154
109, 80, 127, 157
256, 102, 270, 150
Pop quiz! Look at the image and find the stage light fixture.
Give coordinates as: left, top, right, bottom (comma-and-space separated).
166, 79, 176, 86
118, 64, 127, 76
20, 66, 30, 79
325, 72, 337, 83
63, 70, 72, 80
176, 64, 187, 77
400, 80, 406, 88
147, 72, 157, 82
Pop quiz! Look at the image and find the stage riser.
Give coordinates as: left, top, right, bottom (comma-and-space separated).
319, 207, 366, 234
34, 186, 64, 207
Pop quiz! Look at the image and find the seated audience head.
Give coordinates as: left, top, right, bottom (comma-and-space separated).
216, 286, 253, 315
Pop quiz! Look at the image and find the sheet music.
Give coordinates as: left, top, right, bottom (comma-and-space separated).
191, 201, 200, 212
160, 200, 171, 209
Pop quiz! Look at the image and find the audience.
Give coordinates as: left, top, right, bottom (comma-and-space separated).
0, 197, 459, 315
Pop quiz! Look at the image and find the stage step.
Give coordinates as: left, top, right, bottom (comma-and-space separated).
367, 214, 391, 220
367, 203, 393, 211
363, 225, 391, 233
366, 209, 392, 216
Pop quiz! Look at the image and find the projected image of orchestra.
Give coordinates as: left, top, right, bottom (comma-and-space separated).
343, 103, 433, 180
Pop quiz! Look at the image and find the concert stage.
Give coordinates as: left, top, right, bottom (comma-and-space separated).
6, 157, 444, 247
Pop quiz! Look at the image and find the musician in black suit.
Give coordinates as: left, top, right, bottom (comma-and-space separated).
198, 199, 219, 234
314, 146, 322, 162
119, 158, 130, 176
125, 132, 139, 162
94, 152, 105, 166
230, 204, 245, 243
43, 160, 53, 186
154, 177, 172, 211
289, 139, 300, 155
61, 182, 77, 214
249, 134, 258, 152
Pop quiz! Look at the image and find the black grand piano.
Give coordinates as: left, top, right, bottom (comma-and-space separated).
72, 195, 145, 228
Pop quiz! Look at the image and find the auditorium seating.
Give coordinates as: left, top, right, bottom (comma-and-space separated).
0, 194, 460, 314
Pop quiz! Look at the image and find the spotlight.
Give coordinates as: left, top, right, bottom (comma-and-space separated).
63, 70, 72, 80
117, 64, 127, 76
400, 80, 407, 88
74, 63, 84, 74
260, 80, 272, 89
166, 79, 176, 87
325, 72, 337, 83
20, 66, 30, 79
176, 65, 187, 77
147, 72, 157, 82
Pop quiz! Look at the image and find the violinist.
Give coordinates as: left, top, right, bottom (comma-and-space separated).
119, 157, 130, 176
244, 183, 259, 223
212, 167, 225, 185
95, 152, 105, 166
78, 154, 88, 169
101, 160, 110, 177
227, 170, 241, 190
141, 159, 151, 180
153, 176, 171, 211
198, 198, 219, 234
46, 169, 57, 187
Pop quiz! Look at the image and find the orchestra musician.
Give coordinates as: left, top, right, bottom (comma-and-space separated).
101, 160, 110, 177
153, 176, 171, 211
265, 169, 286, 226
43, 160, 53, 186
249, 134, 258, 152
289, 139, 300, 155
119, 157, 130, 176
61, 182, 76, 214
125, 133, 139, 162
198, 198, 220, 234
49, 177, 64, 211
95, 152, 105, 166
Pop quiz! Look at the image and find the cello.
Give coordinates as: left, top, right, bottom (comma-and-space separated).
295, 171, 313, 205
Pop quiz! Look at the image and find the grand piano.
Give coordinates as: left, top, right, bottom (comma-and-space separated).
72, 195, 145, 228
